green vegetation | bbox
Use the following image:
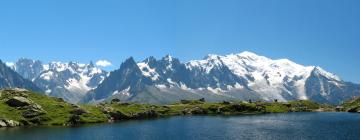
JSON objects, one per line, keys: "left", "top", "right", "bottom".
{"left": 342, "top": 97, "right": 360, "bottom": 113}
{"left": 0, "top": 89, "right": 331, "bottom": 128}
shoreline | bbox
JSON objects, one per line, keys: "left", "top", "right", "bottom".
{"left": 0, "top": 89, "right": 342, "bottom": 128}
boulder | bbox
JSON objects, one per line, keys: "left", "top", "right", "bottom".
{"left": 71, "top": 108, "right": 88, "bottom": 115}
{"left": 0, "top": 119, "right": 20, "bottom": 127}
{"left": 111, "top": 98, "right": 121, "bottom": 103}
{"left": 191, "top": 107, "right": 207, "bottom": 115}
{"left": 222, "top": 101, "right": 231, "bottom": 105}
{"left": 109, "top": 111, "right": 131, "bottom": 120}
{"left": 182, "top": 108, "right": 192, "bottom": 115}
{"left": 6, "top": 120, "right": 20, "bottom": 127}
{"left": 55, "top": 98, "right": 65, "bottom": 102}
{"left": 101, "top": 107, "right": 113, "bottom": 114}
{"left": 135, "top": 110, "right": 158, "bottom": 119}
{"left": 70, "top": 104, "right": 80, "bottom": 108}
{"left": 22, "top": 104, "right": 46, "bottom": 118}
{"left": 29, "top": 116, "right": 50, "bottom": 124}
{"left": 180, "top": 100, "right": 192, "bottom": 104}
{"left": 6, "top": 96, "right": 33, "bottom": 107}
{"left": 0, "top": 120, "right": 7, "bottom": 127}
{"left": 68, "top": 115, "right": 81, "bottom": 125}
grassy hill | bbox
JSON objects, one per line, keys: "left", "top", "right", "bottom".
{"left": 0, "top": 89, "right": 328, "bottom": 127}
{"left": 342, "top": 97, "right": 360, "bottom": 113}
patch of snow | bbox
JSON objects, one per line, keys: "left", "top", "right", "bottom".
{"left": 112, "top": 87, "right": 131, "bottom": 96}
{"left": 45, "top": 89, "right": 52, "bottom": 95}
{"left": 65, "top": 74, "right": 92, "bottom": 94}
{"left": 179, "top": 82, "right": 191, "bottom": 90}
{"left": 155, "top": 84, "right": 167, "bottom": 89}
{"left": 137, "top": 62, "right": 159, "bottom": 81}
{"left": 314, "top": 67, "right": 341, "bottom": 81}
{"left": 5, "top": 62, "right": 14, "bottom": 67}
{"left": 40, "top": 71, "right": 54, "bottom": 81}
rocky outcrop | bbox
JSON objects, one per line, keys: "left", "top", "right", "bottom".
{"left": 71, "top": 108, "right": 88, "bottom": 115}
{"left": 22, "top": 104, "right": 46, "bottom": 118}
{"left": 6, "top": 96, "right": 33, "bottom": 107}
{"left": 67, "top": 104, "right": 90, "bottom": 125}
{"left": 133, "top": 110, "right": 158, "bottom": 119}
{"left": 0, "top": 119, "right": 20, "bottom": 127}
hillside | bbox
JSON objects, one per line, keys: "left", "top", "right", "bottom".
{"left": 0, "top": 88, "right": 325, "bottom": 127}
{"left": 342, "top": 97, "right": 360, "bottom": 113}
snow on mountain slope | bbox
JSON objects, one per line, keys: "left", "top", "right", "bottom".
{"left": 12, "top": 59, "right": 108, "bottom": 103}
{"left": 185, "top": 51, "right": 340, "bottom": 101}
{"left": 83, "top": 51, "right": 358, "bottom": 105}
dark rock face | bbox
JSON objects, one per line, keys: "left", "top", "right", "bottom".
{"left": 0, "top": 60, "right": 42, "bottom": 92}
{"left": 134, "top": 110, "right": 158, "bottom": 119}
{"left": 71, "top": 108, "right": 88, "bottom": 115}
{"left": 305, "top": 68, "right": 360, "bottom": 104}
{"left": 84, "top": 54, "right": 360, "bottom": 105}
{"left": 13, "top": 58, "right": 44, "bottom": 80}
{"left": 83, "top": 57, "right": 149, "bottom": 102}
{"left": 6, "top": 96, "right": 33, "bottom": 107}
{"left": 82, "top": 56, "right": 249, "bottom": 103}
{"left": 109, "top": 111, "right": 131, "bottom": 120}
{"left": 68, "top": 115, "right": 82, "bottom": 125}
{"left": 11, "top": 59, "right": 108, "bottom": 103}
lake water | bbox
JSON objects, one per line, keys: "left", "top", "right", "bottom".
{"left": 1, "top": 112, "right": 360, "bottom": 140}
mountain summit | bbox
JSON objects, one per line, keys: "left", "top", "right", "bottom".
{"left": 82, "top": 51, "right": 360, "bottom": 104}
{"left": 10, "top": 59, "right": 108, "bottom": 103}
{"left": 0, "top": 60, "right": 42, "bottom": 92}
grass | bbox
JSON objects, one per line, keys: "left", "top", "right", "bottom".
{"left": 342, "top": 97, "right": 360, "bottom": 112}
{"left": 0, "top": 89, "right": 329, "bottom": 127}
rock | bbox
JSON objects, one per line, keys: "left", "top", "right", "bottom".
{"left": 29, "top": 116, "right": 50, "bottom": 124}
{"left": 111, "top": 98, "right": 121, "bottom": 103}
{"left": 180, "top": 100, "right": 192, "bottom": 104}
{"left": 13, "top": 88, "right": 29, "bottom": 92}
{"left": 0, "top": 119, "right": 20, "bottom": 127}
{"left": 56, "top": 104, "right": 65, "bottom": 108}
{"left": 231, "top": 104, "right": 250, "bottom": 111}
{"left": 109, "top": 111, "right": 131, "bottom": 120}
{"left": 348, "top": 107, "right": 359, "bottom": 113}
{"left": 55, "top": 98, "right": 65, "bottom": 102}
{"left": 0, "top": 120, "right": 7, "bottom": 127}
{"left": 71, "top": 108, "right": 88, "bottom": 115}
{"left": 216, "top": 107, "right": 224, "bottom": 114}
{"left": 68, "top": 115, "right": 81, "bottom": 125}
{"left": 6, "top": 120, "right": 20, "bottom": 127}
{"left": 22, "top": 104, "right": 46, "bottom": 118}
{"left": 30, "top": 104, "right": 45, "bottom": 111}
{"left": 6, "top": 96, "right": 33, "bottom": 107}
{"left": 191, "top": 107, "right": 207, "bottom": 115}
{"left": 101, "top": 107, "right": 113, "bottom": 114}
{"left": 135, "top": 110, "right": 158, "bottom": 119}
{"left": 70, "top": 104, "right": 80, "bottom": 108}
{"left": 182, "top": 108, "right": 192, "bottom": 115}
{"left": 222, "top": 101, "right": 231, "bottom": 105}
{"left": 22, "top": 109, "right": 46, "bottom": 118}
{"left": 199, "top": 98, "right": 206, "bottom": 102}
{"left": 120, "top": 103, "right": 130, "bottom": 106}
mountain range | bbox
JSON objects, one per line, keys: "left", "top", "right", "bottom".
{"left": 9, "top": 59, "right": 108, "bottom": 103}
{"left": 2, "top": 51, "right": 360, "bottom": 104}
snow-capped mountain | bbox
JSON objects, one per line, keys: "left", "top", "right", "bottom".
{"left": 83, "top": 51, "right": 360, "bottom": 104}
{"left": 11, "top": 59, "right": 108, "bottom": 103}
{"left": 0, "top": 60, "right": 42, "bottom": 92}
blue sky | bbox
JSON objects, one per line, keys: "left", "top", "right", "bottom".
{"left": 0, "top": 0, "right": 359, "bottom": 83}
